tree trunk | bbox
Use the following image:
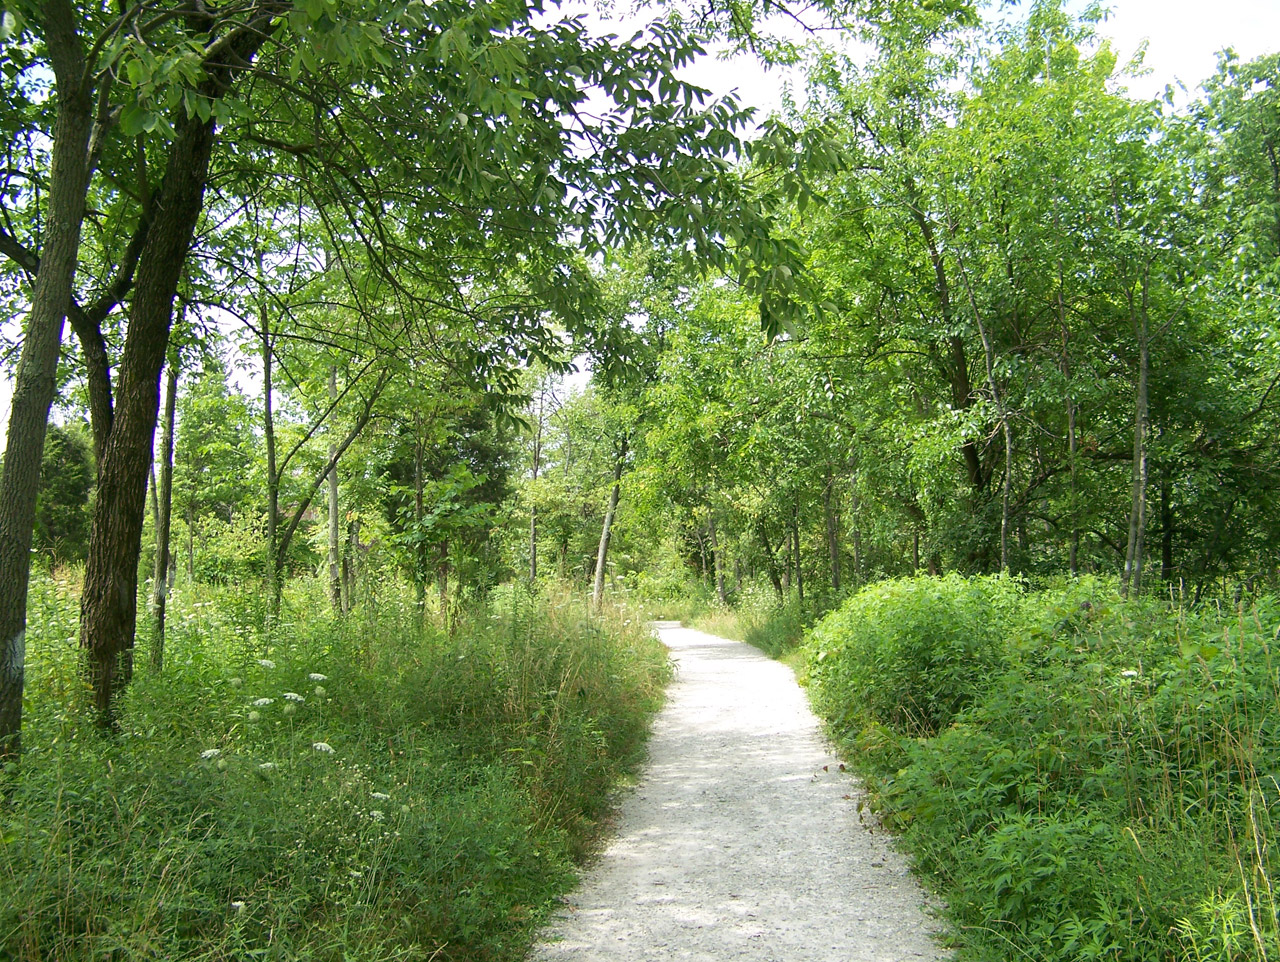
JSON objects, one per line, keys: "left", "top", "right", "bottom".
{"left": 0, "top": 0, "right": 94, "bottom": 756}
{"left": 1122, "top": 277, "right": 1151, "bottom": 597}
{"left": 709, "top": 507, "right": 727, "bottom": 606}
{"left": 1160, "top": 465, "right": 1173, "bottom": 584}
{"left": 414, "top": 425, "right": 425, "bottom": 609}
{"left": 80, "top": 111, "right": 217, "bottom": 725}
{"left": 757, "top": 519, "right": 784, "bottom": 604}
{"left": 261, "top": 282, "right": 283, "bottom": 619}
{"left": 327, "top": 367, "right": 341, "bottom": 613}
{"left": 529, "top": 391, "right": 543, "bottom": 583}
{"left": 913, "top": 531, "right": 921, "bottom": 572}
{"left": 824, "top": 479, "right": 841, "bottom": 593}
{"left": 791, "top": 502, "right": 803, "bottom": 603}
{"left": 591, "top": 441, "right": 627, "bottom": 612}
{"left": 151, "top": 360, "right": 178, "bottom": 671}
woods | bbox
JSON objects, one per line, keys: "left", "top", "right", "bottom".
{"left": 2, "top": 0, "right": 1280, "bottom": 957}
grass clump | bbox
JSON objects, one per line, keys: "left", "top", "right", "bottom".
{"left": 804, "top": 573, "right": 1280, "bottom": 961}
{"left": 1, "top": 572, "right": 669, "bottom": 962}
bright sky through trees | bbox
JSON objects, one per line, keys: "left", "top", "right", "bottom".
{"left": 0, "top": 0, "right": 1278, "bottom": 431}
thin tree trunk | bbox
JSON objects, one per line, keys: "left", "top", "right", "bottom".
{"left": 1059, "top": 279, "right": 1080, "bottom": 576}
{"left": 757, "top": 519, "right": 784, "bottom": 604}
{"left": 0, "top": 0, "right": 94, "bottom": 756}
{"left": 327, "top": 367, "right": 341, "bottom": 613}
{"left": 414, "top": 423, "right": 425, "bottom": 609}
{"left": 261, "top": 282, "right": 282, "bottom": 619}
{"left": 913, "top": 532, "right": 921, "bottom": 572}
{"left": 850, "top": 474, "right": 863, "bottom": 585}
{"left": 709, "top": 507, "right": 727, "bottom": 606}
{"left": 1160, "top": 464, "right": 1173, "bottom": 583}
{"left": 1123, "top": 276, "right": 1151, "bottom": 597}
{"left": 529, "top": 391, "right": 543, "bottom": 583}
{"left": 151, "top": 360, "right": 178, "bottom": 671}
{"left": 591, "top": 441, "right": 627, "bottom": 612}
{"left": 791, "top": 502, "right": 803, "bottom": 603}
{"left": 824, "top": 478, "right": 841, "bottom": 593}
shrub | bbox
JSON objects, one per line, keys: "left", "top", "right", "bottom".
{"left": 805, "top": 574, "right": 1023, "bottom": 737}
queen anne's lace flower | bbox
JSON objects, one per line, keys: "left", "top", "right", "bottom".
{"left": 308, "top": 673, "right": 328, "bottom": 682}
{"left": 371, "top": 792, "right": 391, "bottom": 801}
{"left": 258, "top": 762, "right": 277, "bottom": 771}
{"left": 258, "top": 659, "right": 276, "bottom": 669}
{"left": 283, "top": 692, "right": 305, "bottom": 703}
{"left": 253, "top": 697, "right": 274, "bottom": 707}
{"left": 312, "top": 742, "right": 335, "bottom": 754}
{"left": 200, "top": 748, "right": 221, "bottom": 760}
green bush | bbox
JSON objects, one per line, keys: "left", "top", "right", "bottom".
{"left": 805, "top": 574, "right": 1023, "bottom": 736}
{"left": 3, "top": 573, "right": 670, "bottom": 962}
{"left": 805, "top": 575, "right": 1280, "bottom": 962}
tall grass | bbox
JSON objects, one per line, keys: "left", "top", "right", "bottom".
{"left": 804, "top": 575, "right": 1280, "bottom": 962}
{"left": 2, "top": 569, "right": 669, "bottom": 961}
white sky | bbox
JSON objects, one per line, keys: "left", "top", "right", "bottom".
{"left": 2, "top": 0, "right": 1279, "bottom": 433}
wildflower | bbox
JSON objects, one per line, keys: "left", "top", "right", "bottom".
{"left": 258, "top": 762, "right": 277, "bottom": 771}
{"left": 252, "top": 697, "right": 274, "bottom": 707}
{"left": 200, "top": 748, "right": 222, "bottom": 760}
{"left": 258, "top": 659, "right": 276, "bottom": 669}
{"left": 369, "top": 810, "right": 385, "bottom": 821}
{"left": 229, "top": 677, "right": 243, "bottom": 688}
{"left": 314, "top": 685, "right": 327, "bottom": 698}
{"left": 1121, "top": 670, "right": 1139, "bottom": 678}
{"left": 248, "top": 711, "right": 261, "bottom": 723}
{"left": 283, "top": 703, "right": 297, "bottom": 717}
{"left": 231, "top": 901, "right": 245, "bottom": 912}
{"left": 371, "top": 792, "right": 391, "bottom": 801}
{"left": 400, "top": 804, "right": 411, "bottom": 814}
{"left": 308, "top": 673, "right": 328, "bottom": 682}
{"left": 313, "top": 742, "right": 335, "bottom": 754}
{"left": 282, "top": 692, "right": 305, "bottom": 703}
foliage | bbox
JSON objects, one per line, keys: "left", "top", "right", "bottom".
{"left": 2, "top": 570, "right": 669, "bottom": 962}
{"left": 806, "top": 574, "right": 1023, "bottom": 736}
{"left": 32, "top": 422, "right": 95, "bottom": 564}
{"left": 805, "top": 575, "right": 1280, "bottom": 961}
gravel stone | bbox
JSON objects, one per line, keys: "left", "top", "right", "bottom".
{"left": 530, "top": 623, "right": 950, "bottom": 961}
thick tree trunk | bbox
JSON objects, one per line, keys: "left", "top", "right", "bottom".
{"left": 151, "top": 360, "right": 178, "bottom": 671}
{"left": 0, "top": 0, "right": 93, "bottom": 756}
{"left": 591, "top": 444, "right": 626, "bottom": 612}
{"left": 80, "top": 111, "right": 217, "bottom": 724}
{"left": 327, "top": 367, "right": 341, "bottom": 613}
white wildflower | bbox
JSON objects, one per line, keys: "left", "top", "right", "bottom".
{"left": 282, "top": 692, "right": 305, "bottom": 703}
{"left": 258, "top": 659, "right": 276, "bottom": 669}
{"left": 1121, "top": 670, "right": 1138, "bottom": 678}
{"left": 369, "top": 810, "right": 385, "bottom": 821}
{"left": 230, "top": 901, "right": 245, "bottom": 912}
{"left": 312, "top": 742, "right": 335, "bottom": 754}
{"left": 308, "top": 673, "right": 328, "bottom": 682}
{"left": 252, "top": 697, "right": 274, "bottom": 707}
{"left": 258, "top": 762, "right": 277, "bottom": 771}
{"left": 371, "top": 792, "right": 391, "bottom": 801}
{"left": 200, "top": 748, "right": 222, "bottom": 760}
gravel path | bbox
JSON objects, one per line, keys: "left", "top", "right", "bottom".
{"left": 530, "top": 622, "right": 949, "bottom": 962}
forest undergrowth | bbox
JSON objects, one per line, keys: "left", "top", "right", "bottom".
{"left": 800, "top": 575, "right": 1280, "bottom": 962}
{"left": 1, "top": 571, "right": 669, "bottom": 962}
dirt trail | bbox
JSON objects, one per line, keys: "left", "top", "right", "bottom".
{"left": 530, "top": 623, "right": 949, "bottom": 962}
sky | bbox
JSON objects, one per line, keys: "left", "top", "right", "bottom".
{"left": 2, "top": 0, "right": 1280, "bottom": 434}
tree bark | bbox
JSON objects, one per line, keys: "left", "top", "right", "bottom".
{"left": 151, "top": 359, "right": 178, "bottom": 670}
{"left": 80, "top": 110, "right": 217, "bottom": 724}
{"left": 1160, "top": 464, "right": 1173, "bottom": 584}
{"left": 756, "top": 519, "right": 784, "bottom": 603}
{"left": 262, "top": 309, "right": 281, "bottom": 618}
{"left": 327, "top": 367, "right": 341, "bottom": 613}
{"left": 1122, "top": 276, "right": 1151, "bottom": 597}
{"left": 0, "top": 0, "right": 94, "bottom": 756}
{"left": 791, "top": 501, "right": 803, "bottom": 603}
{"left": 824, "top": 478, "right": 841, "bottom": 593}
{"left": 708, "top": 507, "right": 727, "bottom": 605}
{"left": 591, "top": 439, "right": 627, "bottom": 612}
{"left": 529, "top": 389, "right": 544, "bottom": 583}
